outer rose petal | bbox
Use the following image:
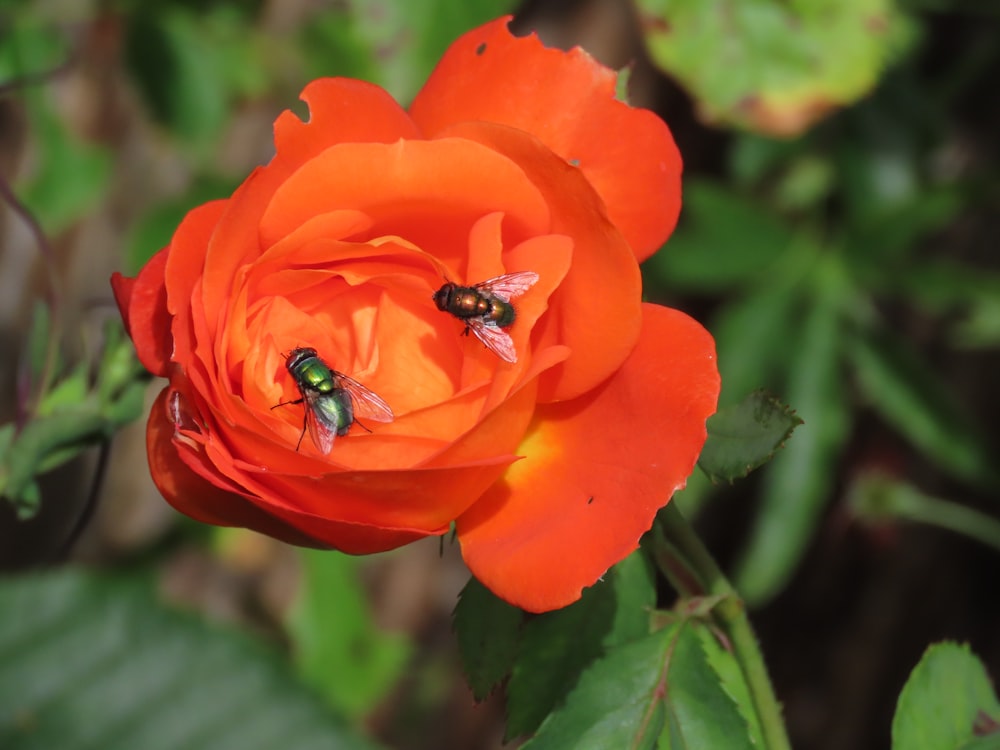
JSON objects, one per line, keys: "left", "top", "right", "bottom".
{"left": 410, "top": 17, "right": 682, "bottom": 260}
{"left": 456, "top": 303, "right": 720, "bottom": 613}
{"left": 149, "top": 388, "right": 429, "bottom": 553}
{"left": 111, "top": 248, "right": 171, "bottom": 377}
{"left": 147, "top": 387, "right": 318, "bottom": 547}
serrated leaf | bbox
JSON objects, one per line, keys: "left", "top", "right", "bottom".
{"left": 735, "top": 262, "right": 851, "bottom": 605}
{"left": 287, "top": 550, "right": 411, "bottom": 721}
{"left": 453, "top": 575, "right": 525, "bottom": 701}
{"left": 0, "top": 568, "right": 383, "bottom": 750}
{"left": 699, "top": 389, "right": 802, "bottom": 483}
{"left": 524, "top": 624, "right": 755, "bottom": 750}
{"left": 505, "top": 571, "right": 620, "bottom": 740}
{"left": 636, "top": 0, "right": 915, "bottom": 136}
{"left": 694, "top": 625, "right": 765, "bottom": 748}
{"left": 645, "top": 180, "right": 794, "bottom": 293}
{"left": 892, "top": 642, "right": 1000, "bottom": 750}
{"left": 848, "top": 331, "right": 998, "bottom": 489}
{"left": 605, "top": 550, "right": 657, "bottom": 647}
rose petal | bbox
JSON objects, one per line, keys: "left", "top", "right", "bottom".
{"left": 259, "top": 138, "right": 552, "bottom": 265}
{"left": 111, "top": 248, "right": 171, "bottom": 377}
{"left": 273, "top": 77, "right": 421, "bottom": 164}
{"left": 456, "top": 303, "right": 720, "bottom": 612}
{"left": 147, "top": 387, "right": 320, "bottom": 546}
{"left": 410, "top": 17, "right": 682, "bottom": 260}
{"left": 442, "top": 121, "right": 642, "bottom": 403}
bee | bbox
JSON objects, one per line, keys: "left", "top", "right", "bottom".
{"left": 432, "top": 271, "right": 539, "bottom": 363}
{"left": 272, "top": 347, "right": 393, "bottom": 455}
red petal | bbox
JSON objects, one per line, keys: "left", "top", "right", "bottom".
{"left": 456, "top": 304, "right": 719, "bottom": 612}
{"left": 410, "top": 17, "right": 682, "bottom": 260}
{"left": 111, "top": 248, "right": 171, "bottom": 376}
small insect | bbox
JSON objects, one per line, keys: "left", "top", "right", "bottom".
{"left": 272, "top": 347, "right": 393, "bottom": 455}
{"left": 432, "top": 271, "right": 539, "bottom": 363}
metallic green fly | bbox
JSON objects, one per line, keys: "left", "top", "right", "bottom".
{"left": 272, "top": 347, "right": 393, "bottom": 454}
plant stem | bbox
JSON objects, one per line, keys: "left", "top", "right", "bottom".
{"left": 654, "top": 501, "right": 792, "bottom": 750}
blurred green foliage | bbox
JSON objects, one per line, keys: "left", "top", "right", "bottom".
{"left": 646, "top": 11, "right": 1000, "bottom": 603}
{"left": 1, "top": 0, "right": 998, "bottom": 746}
{"left": 0, "top": 569, "right": 384, "bottom": 750}
{"left": 635, "top": 0, "right": 917, "bottom": 135}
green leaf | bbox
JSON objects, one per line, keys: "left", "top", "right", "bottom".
{"left": 604, "top": 550, "right": 657, "bottom": 648}
{"left": 848, "top": 331, "right": 998, "bottom": 489}
{"left": 452, "top": 576, "right": 525, "bottom": 702}
{"left": 505, "top": 556, "right": 654, "bottom": 742}
{"left": 636, "top": 0, "right": 916, "bottom": 135}
{"left": 523, "top": 624, "right": 754, "bottom": 750}
{"left": 646, "top": 180, "right": 794, "bottom": 293}
{"left": 892, "top": 642, "right": 1000, "bottom": 750}
{"left": 695, "top": 626, "right": 766, "bottom": 749}
{"left": 1, "top": 412, "right": 106, "bottom": 513}
{"left": 0, "top": 568, "right": 383, "bottom": 750}
{"left": 36, "top": 363, "right": 89, "bottom": 415}
{"left": 734, "top": 261, "right": 851, "bottom": 605}
{"left": 287, "top": 549, "right": 412, "bottom": 721}
{"left": 699, "top": 390, "right": 803, "bottom": 483}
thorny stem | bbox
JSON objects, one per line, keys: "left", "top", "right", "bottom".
{"left": 653, "top": 501, "right": 792, "bottom": 750}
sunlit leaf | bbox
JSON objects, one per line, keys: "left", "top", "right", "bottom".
{"left": 892, "top": 642, "right": 1000, "bottom": 750}
{"left": 0, "top": 569, "right": 383, "bottom": 750}
{"left": 523, "top": 623, "right": 754, "bottom": 750}
{"left": 635, "top": 0, "right": 916, "bottom": 136}
{"left": 699, "top": 390, "right": 803, "bottom": 483}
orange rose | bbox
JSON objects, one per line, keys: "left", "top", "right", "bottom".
{"left": 111, "top": 17, "right": 719, "bottom": 613}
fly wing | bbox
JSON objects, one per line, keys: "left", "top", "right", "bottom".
{"left": 302, "top": 390, "right": 337, "bottom": 454}
{"left": 336, "top": 375, "right": 395, "bottom": 423}
{"left": 468, "top": 318, "right": 518, "bottom": 363}
{"left": 475, "top": 271, "right": 539, "bottom": 302}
